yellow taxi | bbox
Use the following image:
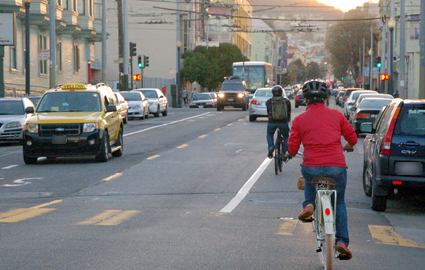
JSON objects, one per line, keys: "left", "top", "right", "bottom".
{"left": 23, "top": 83, "right": 124, "bottom": 164}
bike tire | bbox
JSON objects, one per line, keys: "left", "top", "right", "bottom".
{"left": 274, "top": 155, "right": 279, "bottom": 175}
{"left": 324, "top": 233, "right": 335, "bottom": 270}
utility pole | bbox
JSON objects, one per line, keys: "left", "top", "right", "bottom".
{"left": 369, "top": 22, "right": 373, "bottom": 90}
{"left": 399, "top": 0, "right": 406, "bottom": 98}
{"left": 102, "top": 0, "right": 107, "bottom": 84}
{"left": 117, "top": 0, "right": 123, "bottom": 90}
{"left": 362, "top": 38, "right": 365, "bottom": 89}
{"left": 381, "top": 0, "right": 387, "bottom": 93}
{"left": 49, "top": 0, "right": 57, "bottom": 88}
{"left": 419, "top": 0, "right": 425, "bottom": 99}
{"left": 123, "top": 0, "right": 129, "bottom": 91}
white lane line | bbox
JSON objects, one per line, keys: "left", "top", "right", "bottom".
{"left": 220, "top": 157, "right": 272, "bottom": 213}
{"left": 2, "top": 165, "right": 18, "bottom": 170}
{"left": 123, "top": 112, "right": 211, "bottom": 137}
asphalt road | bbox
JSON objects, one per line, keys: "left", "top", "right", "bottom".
{"left": 1, "top": 99, "right": 424, "bottom": 269}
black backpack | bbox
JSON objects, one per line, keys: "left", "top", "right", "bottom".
{"left": 271, "top": 96, "right": 288, "bottom": 121}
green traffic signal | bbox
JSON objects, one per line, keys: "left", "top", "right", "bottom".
{"left": 377, "top": 63, "right": 382, "bottom": 68}
{"left": 341, "top": 77, "right": 344, "bottom": 80}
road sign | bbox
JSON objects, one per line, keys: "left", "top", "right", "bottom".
{"left": 356, "top": 77, "right": 363, "bottom": 84}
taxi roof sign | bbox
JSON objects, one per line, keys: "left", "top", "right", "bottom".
{"left": 62, "top": 83, "right": 87, "bottom": 91}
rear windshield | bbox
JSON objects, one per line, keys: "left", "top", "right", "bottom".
{"left": 220, "top": 83, "right": 245, "bottom": 91}
{"left": 394, "top": 104, "right": 425, "bottom": 136}
{"left": 255, "top": 90, "right": 273, "bottom": 97}
{"left": 140, "top": 90, "right": 158, "bottom": 98}
{"left": 359, "top": 99, "right": 391, "bottom": 109}
{"left": 121, "top": 92, "right": 142, "bottom": 101}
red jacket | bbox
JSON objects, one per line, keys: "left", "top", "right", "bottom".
{"left": 287, "top": 103, "right": 357, "bottom": 167}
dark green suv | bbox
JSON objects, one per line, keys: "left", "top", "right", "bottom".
{"left": 217, "top": 76, "right": 249, "bottom": 111}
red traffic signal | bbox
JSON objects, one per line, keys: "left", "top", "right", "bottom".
{"left": 381, "top": 74, "right": 389, "bottom": 81}
{"left": 133, "top": 74, "right": 141, "bottom": 81}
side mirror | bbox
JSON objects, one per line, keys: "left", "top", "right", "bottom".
{"left": 360, "top": 122, "right": 373, "bottom": 133}
{"left": 350, "top": 107, "right": 356, "bottom": 111}
{"left": 25, "top": 107, "right": 34, "bottom": 114}
{"left": 106, "top": 104, "right": 117, "bottom": 112}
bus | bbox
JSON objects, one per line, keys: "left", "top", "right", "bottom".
{"left": 232, "top": 61, "right": 273, "bottom": 93}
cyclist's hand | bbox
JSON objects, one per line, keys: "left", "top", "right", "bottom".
{"left": 343, "top": 143, "right": 355, "bottom": 152}
{"left": 284, "top": 151, "right": 294, "bottom": 160}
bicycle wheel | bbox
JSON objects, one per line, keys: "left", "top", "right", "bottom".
{"left": 274, "top": 136, "right": 282, "bottom": 175}
{"left": 324, "top": 233, "right": 335, "bottom": 270}
{"left": 274, "top": 153, "right": 279, "bottom": 175}
{"left": 277, "top": 131, "right": 283, "bottom": 172}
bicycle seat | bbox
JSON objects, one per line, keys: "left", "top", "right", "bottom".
{"left": 311, "top": 177, "right": 336, "bottom": 188}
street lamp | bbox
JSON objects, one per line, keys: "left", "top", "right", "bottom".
{"left": 24, "top": 0, "right": 32, "bottom": 96}
{"left": 388, "top": 17, "right": 396, "bottom": 96}
{"left": 176, "top": 40, "right": 182, "bottom": 108}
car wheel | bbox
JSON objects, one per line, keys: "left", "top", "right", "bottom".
{"left": 112, "top": 127, "right": 124, "bottom": 157}
{"left": 371, "top": 194, "right": 387, "bottom": 212}
{"left": 217, "top": 105, "right": 222, "bottom": 111}
{"left": 242, "top": 103, "right": 247, "bottom": 111}
{"left": 249, "top": 115, "right": 257, "bottom": 122}
{"left": 95, "top": 132, "right": 110, "bottom": 162}
{"left": 295, "top": 104, "right": 299, "bottom": 108}
{"left": 23, "top": 153, "right": 38, "bottom": 165}
{"left": 162, "top": 106, "right": 168, "bottom": 116}
{"left": 154, "top": 106, "right": 160, "bottom": 117}
{"left": 362, "top": 162, "right": 372, "bottom": 197}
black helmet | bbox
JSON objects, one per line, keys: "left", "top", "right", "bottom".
{"left": 302, "top": 80, "right": 329, "bottom": 99}
{"left": 271, "top": 85, "right": 283, "bottom": 96}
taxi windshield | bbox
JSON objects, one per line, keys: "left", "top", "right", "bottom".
{"left": 37, "top": 92, "right": 101, "bottom": 112}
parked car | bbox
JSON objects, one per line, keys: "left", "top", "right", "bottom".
{"left": 360, "top": 99, "right": 425, "bottom": 212}
{"left": 343, "top": 90, "right": 376, "bottom": 119}
{"left": 341, "top": 88, "right": 363, "bottom": 108}
{"left": 189, "top": 93, "right": 216, "bottom": 108}
{"left": 27, "top": 95, "right": 43, "bottom": 108}
{"left": 114, "top": 92, "right": 129, "bottom": 124}
{"left": 0, "top": 97, "right": 34, "bottom": 143}
{"left": 348, "top": 93, "right": 393, "bottom": 123}
{"left": 132, "top": 88, "right": 168, "bottom": 117}
{"left": 249, "top": 87, "right": 287, "bottom": 122}
{"left": 294, "top": 90, "right": 306, "bottom": 108}
{"left": 121, "top": 91, "right": 149, "bottom": 120}
{"left": 350, "top": 97, "right": 393, "bottom": 136}
{"left": 336, "top": 89, "right": 346, "bottom": 106}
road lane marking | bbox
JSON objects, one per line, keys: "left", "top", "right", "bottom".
{"left": 277, "top": 219, "right": 299, "bottom": 235}
{"left": 368, "top": 225, "right": 425, "bottom": 248}
{"left": 177, "top": 144, "right": 188, "bottom": 149}
{"left": 220, "top": 157, "right": 272, "bottom": 213}
{"left": 0, "top": 200, "right": 61, "bottom": 223}
{"left": 76, "top": 210, "right": 140, "bottom": 226}
{"left": 2, "top": 177, "right": 43, "bottom": 187}
{"left": 2, "top": 165, "right": 18, "bottom": 170}
{"left": 146, "top": 155, "right": 160, "bottom": 160}
{"left": 214, "top": 128, "right": 221, "bottom": 131}
{"left": 103, "top": 173, "right": 123, "bottom": 182}
{"left": 124, "top": 112, "right": 211, "bottom": 137}
{"left": 198, "top": 135, "right": 207, "bottom": 138}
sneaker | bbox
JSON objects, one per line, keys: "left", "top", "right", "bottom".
{"left": 298, "top": 204, "right": 314, "bottom": 221}
{"left": 336, "top": 242, "right": 352, "bottom": 260}
{"left": 267, "top": 147, "right": 274, "bottom": 159}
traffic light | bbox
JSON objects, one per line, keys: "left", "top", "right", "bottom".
{"left": 341, "top": 77, "right": 344, "bottom": 80}
{"left": 144, "top": 56, "right": 149, "bottom": 67}
{"left": 129, "top": 42, "right": 137, "bottom": 57}
{"left": 133, "top": 74, "right": 141, "bottom": 81}
{"left": 138, "top": 55, "right": 143, "bottom": 68}
{"left": 374, "top": 56, "right": 382, "bottom": 68}
{"left": 381, "top": 74, "right": 389, "bottom": 81}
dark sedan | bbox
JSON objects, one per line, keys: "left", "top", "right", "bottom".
{"left": 294, "top": 90, "right": 306, "bottom": 108}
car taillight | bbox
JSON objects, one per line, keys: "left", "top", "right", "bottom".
{"left": 251, "top": 100, "right": 260, "bottom": 105}
{"left": 382, "top": 107, "right": 401, "bottom": 155}
{"left": 296, "top": 95, "right": 299, "bottom": 100}
{"left": 356, "top": 113, "right": 370, "bottom": 119}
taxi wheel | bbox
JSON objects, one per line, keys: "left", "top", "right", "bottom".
{"left": 112, "top": 127, "right": 123, "bottom": 157}
{"left": 95, "top": 132, "right": 110, "bottom": 162}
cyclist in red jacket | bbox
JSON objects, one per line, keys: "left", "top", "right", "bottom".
{"left": 286, "top": 79, "right": 357, "bottom": 260}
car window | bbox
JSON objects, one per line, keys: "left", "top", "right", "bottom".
{"left": 255, "top": 90, "right": 272, "bottom": 97}
{"left": 193, "top": 94, "right": 211, "bottom": 100}
{"left": 121, "top": 92, "right": 142, "bottom": 101}
{"left": 37, "top": 92, "right": 101, "bottom": 112}
{"left": 0, "top": 100, "right": 25, "bottom": 115}
{"left": 359, "top": 99, "right": 392, "bottom": 109}
{"left": 220, "top": 83, "right": 245, "bottom": 91}
{"left": 394, "top": 104, "right": 425, "bottom": 136}
{"left": 376, "top": 103, "right": 397, "bottom": 135}
{"left": 140, "top": 90, "right": 158, "bottom": 98}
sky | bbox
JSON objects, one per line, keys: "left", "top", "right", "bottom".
{"left": 316, "top": 0, "right": 379, "bottom": 12}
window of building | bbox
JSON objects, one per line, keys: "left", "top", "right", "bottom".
{"left": 74, "top": 45, "right": 80, "bottom": 72}
{"left": 78, "top": 0, "right": 85, "bottom": 15}
{"left": 38, "top": 35, "right": 48, "bottom": 75}
{"left": 73, "top": 0, "right": 77, "bottom": 12}
{"left": 57, "top": 42, "right": 62, "bottom": 71}
{"left": 94, "top": 0, "right": 101, "bottom": 19}
{"left": 58, "top": 0, "right": 63, "bottom": 7}
{"left": 88, "top": 0, "right": 93, "bottom": 17}
{"left": 10, "top": 46, "right": 17, "bottom": 70}
{"left": 63, "top": 0, "right": 68, "bottom": 10}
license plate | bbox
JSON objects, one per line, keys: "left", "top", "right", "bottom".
{"left": 395, "top": 162, "right": 423, "bottom": 176}
{"left": 52, "top": 135, "right": 67, "bottom": 145}
{"left": 228, "top": 99, "right": 234, "bottom": 101}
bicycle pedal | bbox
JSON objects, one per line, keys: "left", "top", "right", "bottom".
{"left": 337, "top": 254, "right": 351, "bottom": 260}
{"left": 301, "top": 216, "right": 314, "bottom": 223}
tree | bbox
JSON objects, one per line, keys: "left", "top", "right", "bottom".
{"left": 287, "top": 59, "right": 306, "bottom": 83}
{"left": 306, "top": 62, "right": 324, "bottom": 80}
{"left": 181, "top": 43, "right": 248, "bottom": 90}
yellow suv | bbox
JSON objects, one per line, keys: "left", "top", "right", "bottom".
{"left": 23, "top": 83, "right": 124, "bottom": 164}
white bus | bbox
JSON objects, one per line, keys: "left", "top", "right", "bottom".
{"left": 232, "top": 61, "right": 273, "bottom": 93}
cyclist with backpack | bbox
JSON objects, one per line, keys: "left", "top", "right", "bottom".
{"left": 285, "top": 79, "right": 357, "bottom": 260}
{"left": 266, "top": 85, "right": 291, "bottom": 158}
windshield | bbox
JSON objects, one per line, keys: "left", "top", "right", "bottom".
{"left": 233, "top": 65, "right": 265, "bottom": 91}
{"left": 220, "top": 83, "right": 245, "bottom": 91}
{"left": 37, "top": 92, "right": 101, "bottom": 112}
{"left": 140, "top": 90, "right": 158, "bottom": 99}
{"left": 0, "top": 100, "right": 24, "bottom": 115}
{"left": 193, "top": 94, "right": 211, "bottom": 100}
{"left": 360, "top": 99, "right": 391, "bottom": 109}
{"left": 121, "top": 92, "right": 142, "bottom": 101}
{"left": 254, "top": 90, "right": 273, "bottom": 97}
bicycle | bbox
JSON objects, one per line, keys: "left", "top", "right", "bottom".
{"left": 273, "top": 129, "right": 285, "bottom": 175}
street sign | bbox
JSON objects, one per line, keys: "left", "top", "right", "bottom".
{"left": 38, "top": 49, "right": 49, "bottom": 61}
{"left": 356, "top": 77, "right": 363, "bottom": 84}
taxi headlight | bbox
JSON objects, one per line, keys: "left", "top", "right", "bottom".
{"left": 237, "top": 93, "right": 245, "bottom": 98}
{"left": 5, "top": 121, "right": 22, "bottom": 128}
{"left": 83, "top": 123, "right": 98, "bottom": 133}
{"left": 26, "top": 124, "right": 38, "bottom": 133}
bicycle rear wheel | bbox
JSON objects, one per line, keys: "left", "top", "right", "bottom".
{"left": 324, "top": 233, "right": 335, "bottom": 270}
{"left": 274, "top": 136, "right": 282, "bottom": 175}
{"left": 277, "top": 131, "right": 283, "bottom": 172}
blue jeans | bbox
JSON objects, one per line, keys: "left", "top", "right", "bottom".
{"left": 301, "top": 166, "right": 349, "bottom": 246}
{"left": 266, "top": 123, "right": 289, "bottom": 152}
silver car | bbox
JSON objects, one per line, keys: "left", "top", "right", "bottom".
{"left": 248, "top": 88, "right": 287, "bottom": 122}
{"left": 189, "top": 93, "right": 216, "bottom": 108}
{"left": 0, "top": 97, "right": 34, "bottom": 142}
{"left": 132, "top": 88, "right": 168, "bottom": 117}
{"left": 121, "top": 91, "right": 150, "bottom": 120}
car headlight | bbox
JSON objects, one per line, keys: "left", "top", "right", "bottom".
{"left": 83, "top": 123, "right": 98, "bottom": 133}
{"left": 26, "top": 123, "right": 38, "bottom": 133}
{"left": 237, "top": 93, "right": 245, "bottom": 98}
{"left": 218, "top": 93, "right": 225, "bottom": 98}
{"left": 133, "top": 105, "right": 141, "bottom": 109}
{"left": 5, "top": 121, "right": 22, "bottom": 128}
